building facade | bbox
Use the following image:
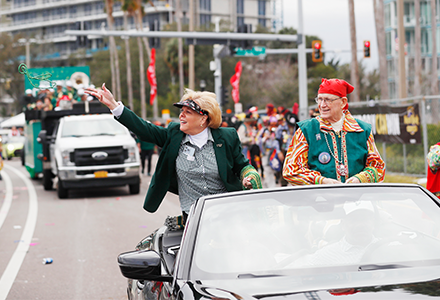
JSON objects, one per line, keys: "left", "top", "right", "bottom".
{"left": 0, "top": 0, "right": 279, "bottom": 62}
{"left": 384, "top": 0, "right": 440, "bottom": 98}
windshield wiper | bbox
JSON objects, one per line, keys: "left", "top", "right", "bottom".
{"left": 358, "top": 264, "right": 408, "bottom": 271}
{"left": 238, "top": 273, "right": 283, "bottom": 279}
{"left": 92, "top": 133, "right": 116, "bottom": 136}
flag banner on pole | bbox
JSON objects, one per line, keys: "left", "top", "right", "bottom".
{"left": 147, "top": 48, "right": 157, "bottom": 105}
{"left": 230, "top": 61, "right": 242, "bottom": 104}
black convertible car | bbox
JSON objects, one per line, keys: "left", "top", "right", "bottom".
{"left": 118, "top": 184, "right": 440, "bottom": 299}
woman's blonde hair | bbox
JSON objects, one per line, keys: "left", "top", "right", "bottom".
{"left": 180, "top": 89, "right": 222, "bottom": 129}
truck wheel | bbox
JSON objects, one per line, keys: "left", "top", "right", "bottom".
{"left": 21, "top": 149, "right": 25, "bottom": 166}
{"left": 43, "top": 170, "right": 53, "bottom": 190}
{"left": 129, "top": 183, "right": 140, "bottom": 195}
{"left": 57, "top": 180, "right": 68, "bottom": 199}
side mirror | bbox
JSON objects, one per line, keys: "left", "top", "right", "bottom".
{"left": 37, "top": 130, "right": 47, "bottom": 144}
{"left": 118, "top": 250, "right": 173, "bottom": 282}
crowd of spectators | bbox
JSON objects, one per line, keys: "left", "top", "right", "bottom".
{"left": 228, "top": 103, "right": 301, "bottom": 186}
{"left": 21, "top": 80, "right": 97, "bottom": 111}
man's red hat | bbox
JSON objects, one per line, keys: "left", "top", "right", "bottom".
{"left": 318, "top": 78, "right": 354, "bottom": 98}
{"left": 318, "top": 78, "right": 354, "bottom": 110}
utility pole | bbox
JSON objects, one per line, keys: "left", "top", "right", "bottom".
{"left": 348, "top": 0, "right": 360, "bottom": 102}
{"left": 213, "top": 45, "right": 223, "bottom": 110}
{"left": 397, "top": 0, "right": 407, "bottom": 98}
{"left": 297, "top": 0, "right": 308, "bottom": 121}
{"left": 176, "top": 0, "right": 184, "bottom": 96}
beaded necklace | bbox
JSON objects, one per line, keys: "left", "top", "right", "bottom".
{"left": 323, "top": 131, "right": 348, "bottom": 176}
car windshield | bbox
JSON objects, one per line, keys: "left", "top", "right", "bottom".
{"left": 192, "top": 186, "right": 440, "bottom": 279}
{"left": 61, "top": 118, "right": 128, "bottom": 137}
{"left": 3, "top": 135, "right": 25, "bottom": 144}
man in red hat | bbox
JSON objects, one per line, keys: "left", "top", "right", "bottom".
{"left": 283, "top": 78, "right": 385, "bottom": 185}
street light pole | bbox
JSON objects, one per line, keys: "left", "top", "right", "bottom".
{"left": 297, "top": 0, "right": 308, "bottom": 121}
{"left": 18, "top": 38, "right": 36, "bottom": 68}
{"left": 25, "top": 41, "right": 30, "bottom": 68}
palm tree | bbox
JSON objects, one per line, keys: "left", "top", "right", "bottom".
{"left": 123, "top": 13, "right": 134, "bottom": 109}
{"left": 348, "top": 0, "right": 360, "bottom": 102}
{"left": 431, "top": 0, "right": 439, "bottom": 123}
{"left": 121, "top": 0, "right": 137, "bottom": 110}
{"left": 104, "top": 0, "right": 122, "bottom": 102}
{"left": 431, "top": 0, "right": 438, "bottom": 95}
{"left": 373, "top": 0, "right": 389, "bottom": 99}
{"left": 176, "top": 0, "right": 185, "bottom": 96}
{"left": 133, "top": 0, "right": 157, "bottom": 119}
{"left": 134, "top": 3, "right": 147, "bottom": 119}
{"left": 414, "top": 0, "right": 422, "bottom": 96}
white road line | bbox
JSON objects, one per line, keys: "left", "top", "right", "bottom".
{"left": 0, "top": 164, "right": 38, "bottom": 300}
{"left": 0, "top": 171, "right": 13, "bottom": 230}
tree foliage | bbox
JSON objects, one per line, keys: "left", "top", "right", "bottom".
{"left": 0, "top": 33, "right": 26, "bottom": 114}
{"left": 1, "top": 24, "right": 383, "bottom": 120}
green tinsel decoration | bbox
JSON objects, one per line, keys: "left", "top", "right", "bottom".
{"left": 18, "top": 63, "right": 56, "bottom": 89}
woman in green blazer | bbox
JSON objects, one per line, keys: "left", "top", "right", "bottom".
{"left": 86, "top": 84, "right": 261, "bottom": 218}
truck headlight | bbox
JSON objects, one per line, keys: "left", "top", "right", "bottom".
{"left": 61, "top": 150, "right": 73, "bottom": 166}
{"left": 125, "top": 146, "right": 138, "bottom": 163}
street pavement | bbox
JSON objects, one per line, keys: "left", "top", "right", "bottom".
{"left": 0, "top": 154, "right": 279, "bottom": 300}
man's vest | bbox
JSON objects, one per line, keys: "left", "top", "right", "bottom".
{"left": 298, "top": 118, "right": 371, "bottom": 182}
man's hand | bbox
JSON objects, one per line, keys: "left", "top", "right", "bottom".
{"left": 346, "top": 176, "right": 361, "bottom": 184}
{"left": 322, "top": 178, "right": 342, "bottom": 184}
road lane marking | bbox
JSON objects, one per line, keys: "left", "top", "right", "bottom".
{"left": 0, "top": 164, "right": 38, "bottom": 300}
{"left": 0, "top": 171, "right": 13, "bottom": 230}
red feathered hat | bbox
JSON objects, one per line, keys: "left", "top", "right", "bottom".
{"left": 318, "top": 78, "right": 354, "bottom": 110}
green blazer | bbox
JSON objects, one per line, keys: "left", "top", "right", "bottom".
{"left": 117, "top": 107, "right": 250, "bottom": 212}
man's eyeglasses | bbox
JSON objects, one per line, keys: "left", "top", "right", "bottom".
{"left": 315, "top": 97, "right": 342, "bottom": 104}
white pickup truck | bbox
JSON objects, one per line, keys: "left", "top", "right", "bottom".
{"left": 46, "top": 113, "right": 140, "bottom": 198}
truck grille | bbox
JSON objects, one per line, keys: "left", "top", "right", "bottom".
{"left": 70, "top": 147, "right": 128, "bottom": 166}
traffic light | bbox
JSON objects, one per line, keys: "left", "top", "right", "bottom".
{"left": 363, "top": 40, "right": 371, "bottom": 58}
{"left": 312, "top": 40, "right": 323, "bottom": 62}
{"left": 149, "top": 20, "right": 160, "bottom": 48}
{"left": 238, "top": 24, "right": 253, "bottom": 49}
{"left": 221, "top": 86, "right": 229, "bottom": 107}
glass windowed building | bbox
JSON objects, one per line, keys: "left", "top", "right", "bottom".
{"left": 0, "top": 0, "right": 279, "bottom": 62}
{"left": 384, "top": 0, "right": 440, "bottom": 98}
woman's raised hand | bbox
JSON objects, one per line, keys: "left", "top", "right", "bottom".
{"left": 85, "top": 83, "right": 119, "bottom": 110}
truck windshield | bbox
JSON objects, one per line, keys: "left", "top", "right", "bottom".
{"left": 61, "top": 118, "right": 128, "bottom": 137}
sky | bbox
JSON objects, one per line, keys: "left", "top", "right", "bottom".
{"left": 282, "top": 0, "right": 379, "bottom": 72}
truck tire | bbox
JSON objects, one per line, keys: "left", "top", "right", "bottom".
{"left": 21, "top": 149, "right": 25, "bottom": 166}
{"left": 57, "top": 180, "right": 68, "bottom": 199}
{"left": 129, "top": 183, "right": 140, "bottom": 195}
{"left": 43, "top": 170, "right": 53, "bottom": 190}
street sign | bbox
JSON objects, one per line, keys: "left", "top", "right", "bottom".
{"left": 233, "top": 46, "right": 266, "bottom": 57}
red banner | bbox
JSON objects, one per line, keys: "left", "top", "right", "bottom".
{"left": 230, "top": 61, "right": 242, "bottom": 104}
{"left": 147, "top": 48, "right": 157, "bottom": 105}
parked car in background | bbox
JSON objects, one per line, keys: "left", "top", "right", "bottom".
{"left": 1, "top": 134, "right": 25, "bottom": 160}
{"left": 118, "top": 184, "right": 440, "bottom": 299}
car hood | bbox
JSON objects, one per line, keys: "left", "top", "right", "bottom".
{"left": 5, "top": 142, "right": 24, "bottom": 148}
{"left": 56, "top": 135, "right": 135, "bottom": 149}
{"left": 184, "top": 266, "right": 440, "bottom": 299}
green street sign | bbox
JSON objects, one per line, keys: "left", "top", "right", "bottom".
{"left": 233, "top": 46, "right": 266, "bottom": 57}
